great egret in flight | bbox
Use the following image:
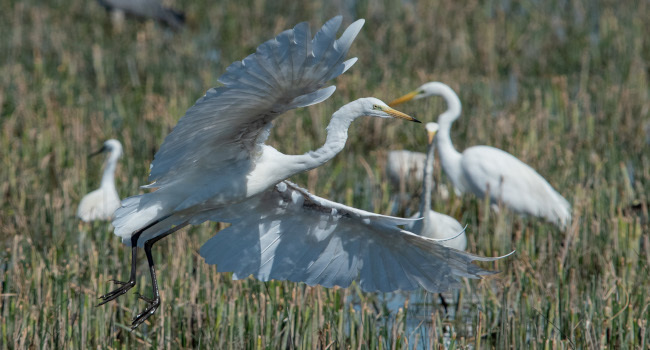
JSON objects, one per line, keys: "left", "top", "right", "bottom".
{"left": 98, "top": 18, "right": 509, "bottom": 329}
{"left": 77, "top": 139, "right": 122, "bottom": 222}
{"left": 406, "top": 123, "right": 466, "bottom": 251}
{"left": 390, "top": 82, "right": 571, "bottom": 228}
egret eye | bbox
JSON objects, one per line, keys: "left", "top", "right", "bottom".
{"left": 372, "top": 104, "right": 381, "bottom": 110}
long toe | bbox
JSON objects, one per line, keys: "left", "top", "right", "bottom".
{"left": 131, "top": 299, "right": 160, "bottom": 330}
{"left": 96, "top": 280, "right": 136, "bottom": 306}
{"left": 136, "top": 292, "right": 155, "bottom": 304}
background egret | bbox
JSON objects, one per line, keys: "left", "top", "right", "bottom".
{"left": 98, "top": 18, "right": 505, "bottom": 330}
{"left": 390, "top": 82, "right": 571, "bottom": 228}
{"left": 385, "top": 148, "right": 450, "bottom": 213}
{"left": 386, "top": 150, "right": 426, "bottom": 191}
{"left": 406, "top": 122, "right": 466, "bottom": 251}
{"left": 96, "top": 0, "right": 184, "bottom": 30}
{"left": 77, "top": 139, "right": 122, "bottom": 222}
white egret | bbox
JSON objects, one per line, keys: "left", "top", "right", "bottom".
{"left": 390, "top": 82, "right": 571, "bottom": 228}
{"left": 386, "top": 150, "right": 426, "bottom": 189}
{"left": 385, "top": 149, "right": 450, "bottom": 210}
{"left": 77, "top": 139, "right": 122, "bottom": 222}
{"left": 406, "top": 123, "right": 467, "bottom": 251}
{"left": 98, "top": 18, "right": 509, "bottom": 329}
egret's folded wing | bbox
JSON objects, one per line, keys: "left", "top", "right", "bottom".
{"left": 461, "top": 146, "right": 571, "bottom": 227}
{"left": 148, "top": 17, "right": 364, "bottom": 186}
{"left": 200, "top": 181, "right": 509, "bottom": 293}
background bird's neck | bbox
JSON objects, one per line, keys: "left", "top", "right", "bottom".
{"left": 418, "top": 142, "right": 435, "bottom": 227}
{"left": 436, "top": 90, "right": 464, "bottom": 191}
{"left": 101, "top": 153, "right": 119, "bottom": 189}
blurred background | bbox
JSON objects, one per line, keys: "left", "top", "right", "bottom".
{"left": 0, "top": 0, "right": 648, "bottom": 348}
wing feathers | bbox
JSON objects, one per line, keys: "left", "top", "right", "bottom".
{"left": 289, "top": 86, "right": 336, "bottom": 108}
{"left": 147, "top": 16, "right": 363, "bottom": 184}
{"left": 199, "top": 181, "right": 510, "bottom": 293}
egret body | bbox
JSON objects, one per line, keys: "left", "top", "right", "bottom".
{"left": 77, "top": 139, "right": 122, "bottom": 222}
{"left": 391, "top": 82, "right": 571, "bottom": 228}
{"left": 406, "top": 123, "right": 467, "bottom": 251}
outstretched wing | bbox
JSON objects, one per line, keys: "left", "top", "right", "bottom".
{"left": 200, "top": 181, "right": 510, "bottom": 293}
{"left": 148, "top": 17, "right": 364, "bottom": 187}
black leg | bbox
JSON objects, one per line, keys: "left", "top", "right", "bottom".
{"left": 131, "top": 222, "right": 189, "bottom": 330}
{"left": 97, "top": 215, "right": 172, "bottom": 306}
{"left": 96, "top": 241, "right": 138, "bottom": 306}
{"left": 438, "top": 293, "right": 449, "bottom": 314}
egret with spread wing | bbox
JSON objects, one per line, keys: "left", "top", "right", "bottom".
{"left": 406, "top": 123, "right": 467, "bottom": 251}
{"left": 77, "top": 139, "right": 122, "bottom": 222}
{"left": 99, "top": 19, "right": 509, "bottom": 330}
{"left": 391, "top": 82, "right": 571, "bottom": 228}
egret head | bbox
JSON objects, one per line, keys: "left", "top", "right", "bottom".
{"left": 357, "top": 97, "right": 420, "bottom": 123}
{"left": 91, "top": 139, "right": 123, "bottom": 158}
{"left": 425, "top": 122, "right": 439, "bottom": 144}
{"left": 389, "top": 82, "right": 453, "bottom": 106}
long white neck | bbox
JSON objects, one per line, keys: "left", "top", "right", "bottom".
{"left": 101, "top": 151, "right": 120, "bottom": 189}
{"left": 283, "top": 102, "right": 360, "bottom": 176}
{"left": 432, "top": 85, "right": 464, "bottom": 191}
{"left": 418, "top": 141, "right": 435, "bottom": 229}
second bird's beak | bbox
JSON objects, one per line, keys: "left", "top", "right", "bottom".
{"left": 427, "top": 130, "right": 437, "bottom": 145}
{"left": 385, "top": 106, "right": 421, "bottom": 123}
{"left": 389, "top": 90, "right": 419, "bottom": 107}
{"left": 89, "top": 145, "right": 107, "bottom": 158}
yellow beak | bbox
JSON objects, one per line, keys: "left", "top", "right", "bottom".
{"left": 384, "top": 106, "right": 421, "bottom": 123}
{"left": 388, "top": 90, "right": 419, "bottom": 107}
{"left": 427, "top": 130, "right": 437, "bottom": 144}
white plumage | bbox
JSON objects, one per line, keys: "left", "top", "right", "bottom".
{"left": 386, "top": 150, "right": 426, "bottom": 187}
{"left": 390, "top": 82, "right": 571, "bottom": 229}
{"left": 406, "top": 123, "right": 467, "bottom": 251}
{"left": 77, "top": 139, "right": 122, "bottom": 222}
{"left": 100, "top": 19, "right": 509, "bottom": 329}
{"left": 200, "top": 180, "right": 498, "bottom": 292}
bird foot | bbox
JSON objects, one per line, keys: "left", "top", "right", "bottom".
{"left": 135, "top": 292, "right": 155, "bottom": 304}
{"left": 131, "top": 295, "right": 160, "bottom": 330}
{"left": 97, "top": 279, "right": 136, "bottom": 306}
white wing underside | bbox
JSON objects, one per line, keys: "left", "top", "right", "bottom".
{"left": 199, "top": 181, "right": 506, "bottom": 293}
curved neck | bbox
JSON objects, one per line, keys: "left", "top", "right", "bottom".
{"left": 101, "top": 152, "right": 120, "bottom": 189}
{"left": 419, "top": 141, "right": 435, "bottom": 225}
{"left": 283, "top": 103, "right": 359, "bottom": 175}
{"left": 433, "top": 85, "right": 463, "bottom": 186}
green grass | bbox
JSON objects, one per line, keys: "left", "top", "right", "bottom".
{"left": 1, "top": 0, "right": 649, "bottom": 348}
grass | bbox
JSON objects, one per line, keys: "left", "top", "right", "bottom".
{"left": 1, "top": 0, "right": 649, "bottom": 348}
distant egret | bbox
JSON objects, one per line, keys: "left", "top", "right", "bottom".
{"left": 97, "top": 0, "right": 184, "bottom": 30}
{"left": 386, "top": 150, "right": 426, "bottom": 189}
{"left": 390, "top": 82, "right": 571, "bottom": 228}
{"left": 406, "top": 123, "right": 466, "bottom": 251}
{"left": 77, "top": 139, "right": 122, "bottom": 222}
{"left": 385, "top": 149, "right": 450, "bottom": 211}
{"left": 98, "top": 18, "right": 509, "bottom": 329}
